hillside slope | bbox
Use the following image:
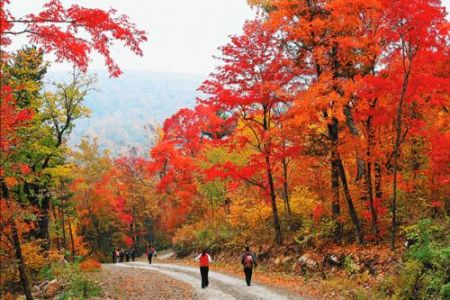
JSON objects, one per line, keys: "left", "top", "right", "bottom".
{"left": 47, "top": 70, "right": 205, "bottom": 155}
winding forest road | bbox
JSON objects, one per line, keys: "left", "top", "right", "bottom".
{"left": 98, "top": 261, "right": 304, "bottom": 299}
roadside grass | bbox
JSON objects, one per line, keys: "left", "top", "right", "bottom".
{"left": 39, "top": 259, "right": 102, "bottom": 300}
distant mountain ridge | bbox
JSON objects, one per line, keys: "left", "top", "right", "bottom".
{"left": 46, "top": 70, "right": 206, "bottom": 155}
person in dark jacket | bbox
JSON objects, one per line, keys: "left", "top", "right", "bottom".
{"left": 146, "top": 245, "right": 156, "bottom": 264}
{"left": 112, "top": 248, "right": 117, "bottom": 263}
{"left": 115, "top": 249, "right": 120, "bottom": 263}
{"left": 240, "top": 245, "right": 257, "bottom": 286}
{"left": 130, "top": 248, "right": 136, "bottom": 262}
{"left": 125, "top": 250, "right": 130, "bottom": 262}
{"left": 119, "top": 249, "right": 125, "bottom": 263}
{"left": 195, "top": 249, "right": 212, "bottom": 288}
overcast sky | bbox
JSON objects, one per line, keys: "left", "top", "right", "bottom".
{"left": 7, "top": 0, "right": 450, "bottom": 75}
{"left": 8, "top": 0, "right": 256, "bottom": 75}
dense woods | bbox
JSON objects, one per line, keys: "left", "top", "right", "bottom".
{"left": 1, "top": 0, "right": 449, "bottom": 299}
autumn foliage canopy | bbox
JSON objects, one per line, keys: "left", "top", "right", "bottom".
{"left": 0, "top": 0, "right": 449, "bottom": 298}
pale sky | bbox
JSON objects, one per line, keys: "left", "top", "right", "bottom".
{"left": 7, "top": 0, "right": 450, "bottom": 75}
{"left": 8, "top": 0, "right": 256, "bottom": 75}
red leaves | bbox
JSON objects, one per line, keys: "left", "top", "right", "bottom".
{"left": 313, "top": 203, "right": 325, "bottom": 221}
{"left": 123, "top": 236, "right": 133, "bottom": 247}
{"left": 0, "top": 0, "right": 13, "bottom": 45}
{"left": 200, "top": 19, "right": 298, "bottom": 109}
{"left": 427, "top": 131, "right": 450, "bottom": 188}
{"left": 114, "top": 196, "right": 133, "bottom": 225}
{"left": 2, "top": 0, "right": 147, "bottom": 76}
{"left": 18, "top": 164, "right": 31, "bottom": 175}
{"left": 0, "top": 84, "right": 33, "bottom": 161}
{"left": 204, "top": 161, "right": 257, "bottom": 182}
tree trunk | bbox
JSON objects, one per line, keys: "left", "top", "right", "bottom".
{"left": 37, "top": 196, "right": 50, "bottom": 250}
{"left": 24, "top": 182, "right": 51, "bottom": 249}
{"left": 366, "top": 117, "right": 379, "bottom": 239}
{"left": 68, "top": 219, "right": 76, "bottom": 261}
{"left": 2, "top": 181, "right": 33, "bottom": 300}
{"left": 132, "top": 206, "right": 138, "bottom": 246}
{"left": 328, "top": 117, "right": 342, "bottom": 242}
{"left": 51, "top": 205, "right": 61, "bottom": 250}
{"left": 375, "top": 162, "right": 382, "bottom": 199}
{"left": 343, "top": 104, "right": 365, "bottom": 181}
{"left": 337, "top": 157, "right": 364, "bottom": 244}
{"left": 265, "top": 155, "right": 283, "bottom": 245}
{"left": 12, "top": 220, "right": 34, "bottom": 300}
{"left": 282, "top": 157, "right": 292, "bottom": 216}
{"left": 60, "top": 207, "right": 67, "bottom": 250}
{"left": 391, "top": 46, "right": 412, "bottom": 250}
{"left": 391, "top": 154, "right": 399, "bottom": 250}
{"left": 366, "top": 161, "right": 379, "bottom": 239}
{"left": 262, "top": 106, "right": 282, "bottom": 245}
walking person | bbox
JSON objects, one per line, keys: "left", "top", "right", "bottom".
{"left": 130, "top": 248, "right": 136, "bottom": 262}
{"left": 115, "top": 249, "right": 120, "bottom": 263}
{"left": 146, "top": 245, "right": 156, "bottom": 264}
{"left": 119, "top": 249, "right": 125, "bottom": 263}
{"left": 125, "top": 249, "right": 130, "bottom": 262}
{"left": 195, "top": 249, "right": 212, "bottom": 288}
{"left": 240, "top": 245, "right": 257, "bottom": 286}
{"left": 112, "top": 248, "right": 116, "bottom": 263}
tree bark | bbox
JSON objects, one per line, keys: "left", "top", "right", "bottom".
{"left": 281, "top": 157, "right": 292, "bottom": 216}
{"left": 60, "top": 207, "right": 67, "bottom": 250}
{"left": 343, "top": 104, "right": 365, "bottom": 181}
{"left": 132, "top": 206, "right": 138, "bottom": 246}
{"left": 1, "top": 181, "right": 33, "bottom": 300}
{"left": 37, "top": 197, "right": 50, "bottom": 250}
{"left": 366, "top": 116, "right": 379, "bottom": 239}
{"left": 12, "top": 220, "right": 34, "bottom": 300}
{"left": 24, "top": 182, "right": 50, "bottom": 249}
{"left": 366, "top": 161, "right": 379, "bottom": 239}
{"left": 51, "top": 205, "right": 61, "bottom": 250}
{"left": 391, "top": 42, "right": 412, "bottom": 250}
{"left": 337, "top": 157, "right": 364, "bottom": 244}
{"left": 374, "top": 162, "right": 383, "bottom": 199}
{"left": 265, "top": 155, "right": 283, "bottom": 245}
{"left": 328, "top": 117, "right": 342, "bottom": 242}
{"left": 68, "top": 219, "right": 76, "bottom": 261}
{"left": 261, "top": 105, "right": 283, "bottom": 245}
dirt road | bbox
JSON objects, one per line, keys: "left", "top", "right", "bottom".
{"left": 99, "top": 261, "right": 304, "bottom": 299}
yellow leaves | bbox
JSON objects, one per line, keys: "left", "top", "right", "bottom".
{"left": 48, "top": 249, "right": 64, "bottom": 263}
{"left": 45, "top": 164, "right": 77, "bottom": 179}
{"left": 289, "top": 186, "right": 319, "bottom": 218}
{"left": 69, "top": 222, "right": 90, "bottom": 257}
{"left": 21, "top": 242, "right": 62, "bottom": 273}
{"left": 22, "top": 241, "right": 47, "bottom": 271}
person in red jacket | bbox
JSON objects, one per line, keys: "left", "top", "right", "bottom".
{"left": 195, "top": 249, "right": 212, "bottom": 288}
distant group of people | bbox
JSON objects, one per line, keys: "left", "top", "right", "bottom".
{"left": 112, "top": 248, "right": 136, "bottom": 263}
{"left": 195, "top": 245, "right": 257, "bottom": 288}
{"left": 111, "top": 244, "right": 157, "bottom": 264}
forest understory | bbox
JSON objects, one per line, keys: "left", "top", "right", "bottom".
{"left": 1, "top": 0, "right": 449, "bottom": 299}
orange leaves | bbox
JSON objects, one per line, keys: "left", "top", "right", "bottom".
{"left": 3, "top": 176, "right": 17, "bottom": 188}
{"left": 79, "top": 258, "right": 102, "bottom": 272}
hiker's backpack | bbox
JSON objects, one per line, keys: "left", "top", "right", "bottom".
{"left": 243, "top": 254, "right": 254, "bottom": 268}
